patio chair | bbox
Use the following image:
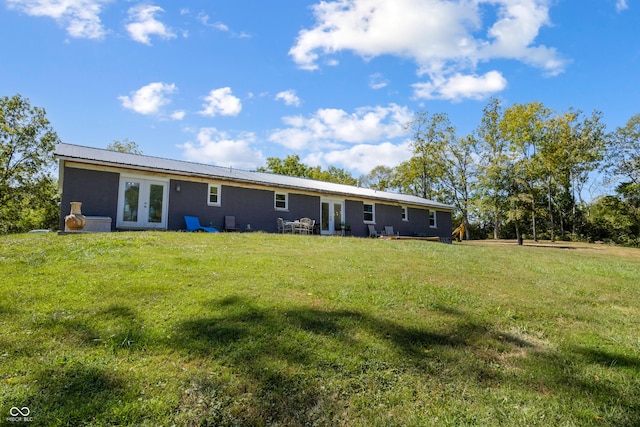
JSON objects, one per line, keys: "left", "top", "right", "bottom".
{"left": 277, "top": 217, "right": 292, "bottom": 234}
{"left": 384, "top": 226, "right": 397, "bottom": 237}
{"left": 298, "top": 217, "right": 313, "bottom": 234}
{"left": 184, "top": 216, "right": 219, "bottom": 233}
{"left": 224, "top": 216, "right": 237, "bottom": 232}
{"left": 368, "top": 224, "right": 380, "bottom": 238}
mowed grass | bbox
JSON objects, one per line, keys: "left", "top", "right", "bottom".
{"left": 1, "top": 232, "right": 639, "bottom": 426}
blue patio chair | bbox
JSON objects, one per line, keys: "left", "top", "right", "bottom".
{"left": 184, "top": 216, "right": 219, "bottom": 232}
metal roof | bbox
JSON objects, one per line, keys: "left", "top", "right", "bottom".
{"left": 55, "top": 143, "right": 454, "bottom": 211}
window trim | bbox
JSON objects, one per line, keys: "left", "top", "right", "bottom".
{"left": 274, "top": 192, "right": 289, "bottom": 211}
{"left": 401, "top": 206, "right": 409, "bottom": 222}
{"left": 429, "top": 210, "right": 437, "bottom": 228}
{"left": 207, "top": 183, "right": 221, "bottom": 207}
{"left": 363, "top": 203, "right": 375, "bottom": 224}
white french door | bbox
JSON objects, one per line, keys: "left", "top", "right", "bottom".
{"left": 117, "top": 176, "right": 168, "bottom": 229}
{"left": 320, "top": 198, "right": 344, "bottom": 235}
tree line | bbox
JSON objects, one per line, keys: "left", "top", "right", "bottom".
{"left": 358, "top": 99, "right": 639, "bottom": 245}
{"left": 261, "top": 99, "right": 639, "bottom": 246}
{"left": 1, "top": 94, "right": 638, "bottom": 245}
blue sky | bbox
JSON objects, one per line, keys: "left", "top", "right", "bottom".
{"left": 1, "top": 0, "right": 638, "bottom": 177}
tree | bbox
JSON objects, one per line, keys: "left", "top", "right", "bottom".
{"left": 258, "top": 155, "right": 310, "bottom": 177}
{"left": 257, "top": 154, "right": 358, "bottom": 185}
{"left": 440, "top": 133, "right": 477, "bottom": 240}
{"left": 586, "top": 186, "right": 639, "bottom": 246}
{"left": 308, "top": 165, "right": 358, "bottom": 186}
{"left": 359, "top": 165, "right": 395, "bottom": 191}
{"left": 597, "top": 113, "right": 640, "bottom": 245}
{"left": 107, "top": 139, "right": 142, "bottom": 154}
{"left": 541, "top": 110, "right": 606, "bottom": 238}
{"left": 475, "top": 98, "right": 510, "bottom": 239}
{"left": 609, "top": 113, "right": 640, "bottom": 186}
{"left": 402, "top": 111, "right": 455, "bottom": 200}
{"left": 500, "top": 102, "right": 551, "bottom": 243}
{"left": 0, "top": 94, "right": 61, "bottom": 233}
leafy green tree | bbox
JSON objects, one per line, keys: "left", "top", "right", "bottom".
{"left": 541, "top": 110, "right": 606, "bottom": 239}
{"left": 391, "top": 157, "right": 426, "bottom": 197}
{"left": 593, "top": 113, "right": 640, "bottom": 245}
{"left": 359, "top": 165, "right": 395, "bottom": 191}
{"left": 609, "top": 113, "right": 640, "bottom": 186}
{"left": 258, "top": 155, "right": 310, "bottom": 177}
{"left": 586, "top": 187, "right": 639, "bottom": 246}
{"left": 107, "top": 139, "right": 142, "bottom": 154}
{"left": 257, "top": 154, "right": 357, "bottom": 185}
{"left": 402, "top": 111, "right": 455, "bottom": 200}
{"left": 474, "top": 98, "right": 510, "bottom": 239}
{"left": 440, "top": 133, "right": 477, "bottom": 240}
{"left": 500, "top": 102, "right": 551, "bottom": 243}
{"left": 308, "top": 165, "right": 358, "bottom": 186}
{"left": 0, "top": 94, "right": 61, "bottom": 233}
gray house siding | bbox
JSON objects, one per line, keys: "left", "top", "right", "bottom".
{"left": 167, "top": 180, "right": 321, "bottom": 232}
{"left": 435, "top": 210, "right": 453, "bottom": 237}
{"left": 373, "top": 203, "right": 403, "bottom": 234}
{"left": 59, "top": 167, "right": 119, "bottom": 231}
{"left": 167, "top": 180, "right": 213, "bottom": 230}
{"left": 342, "top": 201, "right": 451, "bottom": 238}
{"left": 344, "top": 200, "right": 364, "bottom": 236}
{"left": 286, "top": 193, "right": 321, "bottom": 231}
{"left": 55, "top": 146, "right": 453, "bottom": 237}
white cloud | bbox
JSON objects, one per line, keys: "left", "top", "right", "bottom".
{"left": 7, "top": 0, "right": 111, "bottom": 39}
{"left": 126, "top": 4, "right": 176, "bottom": 45}
{"left": 269, "top": 104, "right": 412, "bottom": 150}
{"left": 369, "top": 73, "right": 389, "bottom": 90}
{"left": 198, "top": 13, "right": 229, "bottom": 31}
{"left": 616, "top": 0, "right": 629, "bottom": 11}
{"left": 199, "top": 88, "right": 242, "bottom": 117}
{"left": 179, "top": 128, "right": 264, "bottom": 170}
{"left": 290, "top": 0, "right": 566, "bottom": 100}
{"left": 306, "top": 141, "right": 412, "bottom": 175}
{"left": 171, "top": 110, "right": 186, "bottom": 120}
{"left": 412, "top": 70, "right": 508, "bottom": 101}
{"left": 198, "top": 12, "right": 250, "bottom": 38}
{"left": 118, "top": 82, "right": 177, "bottom": 115}
{"left": 275, "top": 90, "right": 301, "bottom": 107}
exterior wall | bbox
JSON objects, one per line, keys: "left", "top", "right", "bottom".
{"left": 345, "top": 200, "right": 366, "bottom": 236}
{"left": 343, "top": 200, "right": 452, "bottom": 238}
{"left": 59, "top": 167, "right": 119, "bottom": 231}
{"left": 434, "top": 210, "right": 453, "bottom": 238}
{"left": 167, "top": 179, "right": 320, "bottom": 232}
{"left": 287, "top": 193, "right": 321, "bottom": 230}
{"left": 59, "top": 164, "right": 452, "bottom": 236}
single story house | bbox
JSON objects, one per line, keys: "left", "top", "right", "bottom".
{"left": 54, "top": 143, "right": 454, "bottom": 237}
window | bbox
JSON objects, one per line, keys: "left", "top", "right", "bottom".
{"left": 207, "top": 184, "right": 221, "bottom": 206}
{"left": 363, "top": 203, "right": 375, "bottom": 223}
{"left": 429, "top": 210, "right": 437, "bottom": 228}
{"left": 275, "top": 192, "right": 288, "bottom": 210}
{"left": 401, "top": 206, "right": 409, "bottom": 222}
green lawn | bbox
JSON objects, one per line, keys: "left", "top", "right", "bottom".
{"left": 1, "top": 232, "right": 639, "bottom": 426}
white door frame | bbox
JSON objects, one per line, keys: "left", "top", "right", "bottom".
{"left": 116, "top": 175, "right": 169, "bottom": 229}
{"left": 320, "top": 198, "right": 345, "bottom": 235}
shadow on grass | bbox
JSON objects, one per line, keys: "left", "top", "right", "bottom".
{"left": 31, "top": 304, "right": 149, "bottom": 352}
{"left": 21, "top": 363, "right": 130, "bottom": 426}
{"left": 574, "top": 346, "right": 640, "bottom": 369}
{"left": 159, "top": 298, "right": 527, "bottom": 424}
{"left": 164, "top": 295, "right": 640, "bottom": 426}
{"left": 10, "top": 297, "right": 638, "bottom": 426}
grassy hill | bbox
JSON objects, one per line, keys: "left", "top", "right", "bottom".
{"left": 1, "top": 232, "right": 639, "bottom": 426}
